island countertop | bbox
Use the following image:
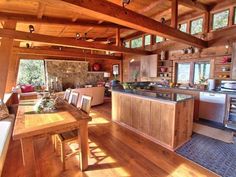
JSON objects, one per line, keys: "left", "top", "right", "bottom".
{"left": 112, "top": 89, "right": 194, "bottom": 103}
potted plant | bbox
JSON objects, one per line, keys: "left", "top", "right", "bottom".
{"left": 198, "top": 77, "right": 208, "bottom": 90}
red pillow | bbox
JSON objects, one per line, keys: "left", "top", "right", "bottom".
{"left": 21, "top": 85, "right": 34, "bottom": 93}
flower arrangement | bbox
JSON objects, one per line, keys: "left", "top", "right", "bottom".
{"left": 34, "top": 96, "right": 56, "bottom": 113}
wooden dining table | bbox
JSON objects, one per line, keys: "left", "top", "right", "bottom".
{"left": 12, "top": 98, "right": 92, "bottom": 177}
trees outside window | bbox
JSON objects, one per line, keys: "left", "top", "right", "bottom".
{"left": 177, "top": 63, "right": 191, "bottom": 84}
{"left": 17, "top": 59, "right": 45, "bottom": 86}
{"left": 125, "top": 41, "right": 130, "bottom": 48}
{"left": 144, "top": 35, "right": 151, "bottom": 46}
{"left": 194, "top": 62, "right": 210, "bottom": 84}
{"left": 156, "top": 36, "right": 164, "bottom": 43}
{"left": 131, "top": 37, "right": 143, "bottom": 48}
{"left": 179, "top": 23, "right": 187, "bottom": 32}
{"left": 212, "top": 10, "right": 229, "bottom": 30}
{"left": 190, "top": 18, "right": 203, "bottom": 34}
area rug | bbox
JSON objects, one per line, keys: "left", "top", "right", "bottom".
{"left": 177, "top": 133, "right": 236, "bottom": 177}
{"left": 193, "top": 123, "right": 234, "bottom": 143}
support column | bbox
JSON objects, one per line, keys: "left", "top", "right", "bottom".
{"left": 116, "top": 27, "right": 121, "bottom": 46}
{"left": 171, "top": 0, "right": 178, "bottom": 29}
{"left": 0, "top": 20, "right": 16, "bottom": 99}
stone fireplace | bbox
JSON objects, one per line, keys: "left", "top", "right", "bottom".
{"left": 45, "top": 60, "right": 104, "bottom": 91}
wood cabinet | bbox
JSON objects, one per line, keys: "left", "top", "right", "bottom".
{"left": 140, "top": 54, "right": 157, "bottom": 78}
{"left": 112, "top": 91, "right": 194, "bottom": 151}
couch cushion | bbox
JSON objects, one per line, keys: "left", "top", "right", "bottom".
{"left": 0, "top": 115, "right": 14, "bottom": 176}
{"left": 21, "top": 85, "right": 34, "bottom": 93}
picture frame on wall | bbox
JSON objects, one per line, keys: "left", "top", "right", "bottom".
{"left": 112, "top": 64, "right": 119, "bottom": 75}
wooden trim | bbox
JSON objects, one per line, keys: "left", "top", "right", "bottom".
{"left": 0, "top": 29, "right": 152, "bottom": 55}
{"left": 59, "top": 0, "right": 207, "bottom": 48}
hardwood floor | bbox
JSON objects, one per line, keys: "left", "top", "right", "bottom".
{"left": 2, "top": 98, "right": 218, "bottom": 177}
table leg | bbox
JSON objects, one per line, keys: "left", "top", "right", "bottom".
{"left": 20, "top": 137, "right": 37, "bottom": 177}
{"left": 79, "top": 121, "right": 89, "bottom": 171}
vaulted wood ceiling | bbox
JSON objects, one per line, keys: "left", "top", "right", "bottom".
{"left": 0, "top": 0, "right": 224, "bottom": 48}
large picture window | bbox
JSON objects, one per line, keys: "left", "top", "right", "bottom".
{"left": 17, "top": 59, "right": 45, "bottom": 86}
{"left": 131, "top": 37, "right": 143, "bottom": 48}
{"left": 212, "top": 10, "right": 229, "bottom": 30}
{"left": 190, "top": 18, "right": 203, "bottom": 34}
{"left": 177, "top": 63, "right": 191, "bottom": 84}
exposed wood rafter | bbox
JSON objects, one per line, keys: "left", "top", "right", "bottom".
{"left": 14, "top": 47, "right": 122, "bottom": 60}
{"left": 37, "top": 2, "right": 46, "bottom": 19}
{"left": 0, "top": 12, "right": 128, "bottom": 29}
{"left": 0, "top": 29, "right": 152, "bottom": 55}
{"left": 171, "top": 0, "right": 210, "bottom": 12}
{"left": 59, "top": 0, "right": 207, "bottom": 48}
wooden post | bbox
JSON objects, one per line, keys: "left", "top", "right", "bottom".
{"left": 116, "top": 27, "right": 121, "bottom": 46}
{"left": 0, "top": 20, "right": 16, "bottom": 100}
{"left": 204, "top": 11, "right": 210, "bottom": 34}
{"left": 79, "top": 121, "right": 89, "bottom": 171}
{"left": 171, "top": 0, "right": 178, "bottom": 29}
{"left": 5, "top": 53, "right": 20, "bottom": 92}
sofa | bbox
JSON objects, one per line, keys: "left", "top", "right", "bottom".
{"left": 0, "top": 115, "right": 14, "bottom": 177}
{"left": 72, "top": 87, "right": 105, "bottom": 107}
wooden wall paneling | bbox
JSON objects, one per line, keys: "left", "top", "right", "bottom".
{"left": 0, "top": 20, "right": 16, "bottom": 99}
{"left": 116, "top": 27, "right": 121, "bottom": 46}
{"left": 204, "top": 11, "right": 210, "bottom": 33}
{"left": 150, "top": 101, "right": 161, "bottom": 140}
{"left": 131, "top": 97, "right": 141, "bottom": 129}
{"left": 173, "top": 99, "right": 194, "bottom": 148}
{"left": 112, "top": 92, "right": 121, "bottom": 122}
{"left": 138, "top": 99, "right": 151, "bottom": 135}
{"left": 5, "top": 53, "right": 20, "bottom": 92}
{"left": 159, "top": 103, "right": 175, "bottom": 146}
{"left": 149, "top": 54, "right": 158, "bottom": 78}
{"left": 120, "top": 94, "right": 132, "bottom": 126}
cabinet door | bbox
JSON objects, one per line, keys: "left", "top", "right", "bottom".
{"left": 131, "top": 97, "right": 141, "bottom": 129}
{"left": 112, "top": 92, "right": 121, "bottom": 122}
{"left": 120, "top": 94, "right": 132, "bottom": 126}
{"left": 150, "top": 101, "right": 174, "bottom": 146}
{"left": 139, "top": 99, "right": 151, "bottom": 135}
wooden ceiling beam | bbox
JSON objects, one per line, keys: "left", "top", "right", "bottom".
{"left": 0, "top": 29, "right": 151, "bottom": 55}
{"left": 37, "top": 2, "right": 45, "bottom": 19}
{"left": 0, "top": 12, "right": 128, "bottom": 29}
{"left": 169, "top": 0, "right": 210, "bottom": 12}
{"left": 59, "top": 0, "right": 207, "bottom": 48}
{"left": 13, "top": 47, "right": 122, "bottom": 60}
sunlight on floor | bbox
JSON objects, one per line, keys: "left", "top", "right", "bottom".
{"left": 89, "top": 111, "right": 110, "bottom": 125}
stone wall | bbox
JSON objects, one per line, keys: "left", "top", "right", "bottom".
{"left": 45, "top": 60, "right": 104, "bottom": 91}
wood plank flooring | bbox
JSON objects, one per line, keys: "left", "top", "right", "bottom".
{"left": 2, "top": 98, "right": 218, "bottom": 177}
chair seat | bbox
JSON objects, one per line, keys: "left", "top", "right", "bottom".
{"left": 58, "top": 129, "right": 78, "bottom": 142}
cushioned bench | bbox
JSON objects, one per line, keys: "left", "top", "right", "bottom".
{"left": 0, "top": 115, "right": 15, "bottom": 177}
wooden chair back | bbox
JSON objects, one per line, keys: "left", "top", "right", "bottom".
{"left": 69, "top": 92, "right": 79, "bottom": 107}
{"left": 80, "top": 95, "right": 93, "bottom": 114}
{"left": 63, "top": 89, "right": 71, "bottom": 102}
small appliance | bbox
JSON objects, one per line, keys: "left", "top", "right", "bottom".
{"left": 221, "top": 80, "right": 236, "bottom": 92}
{"left": 208, "top": 79, "right": 215, "bottom": 91}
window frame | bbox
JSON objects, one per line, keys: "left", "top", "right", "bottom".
{"left": 175, "top": 60, "right": 211, "bottom": 85}
{"left": 233, "top": 7, "right": 236, "bottom": 25}
{"left": 193, "top": 61, "right": 211, "bottom": 84}
{"left": 190, "top": 17, "right": 204, "bottom": 35}
{"left": 179, "top": 22, "right": 188, "bottom": 33}
{"left": 144, "top": 34, "right": 151, "bottom": 46}
{"left": 130, "top": 36, "right": 143, "bottom": 49}
{"left": 155, "top": 35, "right": 164, "bottom": 43}
{"left": 211, "top": 9, "right": 230, "bottom": 31}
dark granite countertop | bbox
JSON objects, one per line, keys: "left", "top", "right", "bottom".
{"left": 112, "top": 89, "right": 194, "bottom": 103}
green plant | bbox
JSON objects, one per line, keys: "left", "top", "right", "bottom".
{"left": 132, "top": 70, "right": 139, "bottom": 81}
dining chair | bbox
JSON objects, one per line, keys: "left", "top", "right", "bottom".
{"left": 63, "top": 89, "right": 71, "bottom": 102}
{"left": 69, "top": 92, "right": 79, "bottom": 107}
{"left": 55, "top": 95, "right": 93, "bottom": 170}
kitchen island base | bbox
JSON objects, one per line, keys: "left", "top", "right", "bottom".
{"left": 112, "top": 91, "right": 194, "bottom": 151}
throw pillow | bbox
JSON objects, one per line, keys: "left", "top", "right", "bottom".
{"left": 0, "top": 100, "right": 9, "bottom": 120}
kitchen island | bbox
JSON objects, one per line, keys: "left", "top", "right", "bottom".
{"left": 112, "top": 89, "right": 194, "bottom": 151}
